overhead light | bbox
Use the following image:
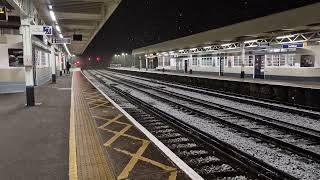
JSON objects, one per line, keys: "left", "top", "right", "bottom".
{"left": 63, "top": 44, "right": 71, "bottom": 57}
{"left": 276, "top": 35, "right": 295, "bottom": 39}
{"left": 169, "top": 51, "right": 175, "bottom": 54}
{"left": 48, "top": 5, "right": 53, "bottom": 10}
{"left": 189, "top": 48, "right": 197, "bottom": 51}
{"left": 59, "top": 34, "right": 63, "bottom": 38}
{"left": 122, "top": 53, "right": 125, "bottom": 56}
{"left": 203, "top": 46, "right": 212, "bottom": 49}
{"left": 49, "top": 10, "right": 56, "bottom": 22}
{"left": 178, "top": 49, "right": 184, "bottom": 52}
{"left": 56, "top": 25, "right": 61, "bottom": 32}
{"left": 221, "top": 43, "right": 232, "bottom": 46}
{"left": 244, "top": 39, "right": 258, "bottom": 43}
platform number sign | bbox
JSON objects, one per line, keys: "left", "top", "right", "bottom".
{"left": 43, "top": 26, "right": 52, "bottom": 35}
{"left": 0, "top": 6, "right": 7, "bottom": 21}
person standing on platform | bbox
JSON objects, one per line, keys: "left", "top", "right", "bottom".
{"left": 66, "top": 62, "right": 71, "bottom": 74}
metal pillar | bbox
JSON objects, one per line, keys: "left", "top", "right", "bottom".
{"left": 51, "top": 46, "right": 57, "bottom": 83}
{"left": 241, "top": 43, "right": 245, "bottom": 78}
{"left": 145, "top": 58, "right": 148, "bottom": 71}
{"left": 58, "top": 52, "right": 62, "bottom": 76}
{"left": 21, "top": 18, "right": 35, "bottom": 106}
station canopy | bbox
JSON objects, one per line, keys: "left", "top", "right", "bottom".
{"left": 133, "top": 3, "right": 320, "bottom": 55}
{"left": 34, "top": 0, "right": 121, "bottom": 55}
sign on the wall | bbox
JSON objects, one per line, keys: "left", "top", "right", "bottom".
{"left": 0, "top": 6, "right": 7, "bottom": 21}
{"left": 282, "top": 43, "right": 303, "bottom": 49}
{"left": 52, "top": 38, "right": 71, "bottom": 44}
{"left": 31, "top": 25, "right": 53, "bottom": 35}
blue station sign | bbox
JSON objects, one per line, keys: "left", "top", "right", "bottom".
{"left": 282, "top": 43, "right": 303, "bottom": 49}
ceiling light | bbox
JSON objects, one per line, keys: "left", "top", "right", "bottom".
{"left": 49, "top": 11, "right": 56, "bottom": 22}
{"left": 189, "top": 48, "right": 197, "bottom": 51}
{"left": 59, "top": 34, "right": 63, "bottom": 38}
{"left": 203, "top": 46, "right": 212, "bottom": 49}
{"left": 56, "top": 25, "right": 61, "bottom": 32}
{"left": 48, "top": 5, "right": 53, "bottom": 10}
{"left": 276, "top": 35, "right": 295, "bottom": 39}
{"left": 178, "top": 49, "right": 184, "bottom": 52}
{"left": 244, "top": 39, "right": 258, "bottom": 43}
{"left": 221, "top": 43, "right": 232, "bottom": 46}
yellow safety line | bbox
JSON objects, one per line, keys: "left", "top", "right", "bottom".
{"left": 69, "top": 74, "right": 78, "bottom": 180}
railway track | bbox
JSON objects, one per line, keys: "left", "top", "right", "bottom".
{"left": 85, "top": 70, "right": 296, "bottom": 180}
{"left": 105, "top": 69, "right": 320, "bottom": 119}
{"left": 92, "top": 71, "right": 320, "bottom": 162}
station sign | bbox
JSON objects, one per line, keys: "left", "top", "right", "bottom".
{"left": 0, "top": 6, "right": 7, "bottom": 21}
{"left": 52, "top": 38, "right": 71, "bottom": 44}
{"left": 282, "top": 43, "right": 303, "bottom": 49}
{"left": 31, "top": 25, "right": 53, "bottom": 35}
{"left": 257, "top": 42, "right": 270, "bottom": 47}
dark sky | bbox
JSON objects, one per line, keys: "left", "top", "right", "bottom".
{"left": 83, "top": 0, "right": 319, "bottom": 60}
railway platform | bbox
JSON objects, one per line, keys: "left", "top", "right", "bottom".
{"left": 0, "top": 69, "right": 191, "bottom": 180}
{"left": 109, "top": 67, "right": 320, "bottom": 108}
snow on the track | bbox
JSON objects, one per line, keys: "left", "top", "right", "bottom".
{"left": 105, "top": 70, "right": 320, "bottom": 132}
{"left": 121, "top": 84, "right": 320, "bottom": 180}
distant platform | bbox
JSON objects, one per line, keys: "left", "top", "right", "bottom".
{"left": 108, "top": 67, "right": 320, "bottom": 108}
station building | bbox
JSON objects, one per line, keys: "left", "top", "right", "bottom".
{"left": 133, "top": 3, "right": 320, "bottom": 82}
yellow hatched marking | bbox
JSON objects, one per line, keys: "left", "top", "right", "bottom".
{"left": 114, "top": 146, "right": 177, "bottom": 180}
{"left": 88, "top": 98, "right": 108, "bottom": 104}
{"left": 85, "top": 94, "right": 104, "bottom": 101}
{"left": 103, "top": 125, "right": 132, "bottom": 147}
{"left": 117, "top": 140, "right": 150, "bottom": 180}
{"left": 82, "top": 91, "right": 99, "bottom": 96}
{"left": 90, "top": 102, "right": 111, "bottom": 109}
{"left": 88, "top": 101, "right": 110, "bottom": 107}
{"left": 97, "top": 114, "right": 124, "bottom": 129}
{"left": 94, "top": 115, "right": 128, "bottom": 126}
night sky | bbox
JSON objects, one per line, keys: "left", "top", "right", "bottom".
{"left": 83, "top": 0, "right": 319, "bottom": 60}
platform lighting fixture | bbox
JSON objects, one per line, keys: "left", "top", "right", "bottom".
{"left": 178, "top": 49, "right": 184, "bottom": 52}
{"left": 48, "top": 5, "right": 53, "bottom": 10}
{"left": 49, "top": 10, "right": 57, "bottom": 22}
{"left": 244, "top": 39, "right": 258, "bottom": 43}
{"left": 59, "top": 34, "right": 63, "bottom": 38}
{"left": 203, "top": 46, "right": 212, "bottom": 49}
{"left": 276, "top": 35, "right": 295, "bottom": 39}
{"left": 125, "top": 53, "right": 128, "bottom": 55}
{"left": 63, "top": 44, "right": 71, "bottom": 57}
{"left": 169, "top": 51, "right": 175, "bottom": 54}
{"left": 56, "top": 25, "right": 61, "bottom": 32}
{"left": 189, "top": 48, "right": 197, "bottom": 51}
{"left": 121, "top": 53, "right": 125, "bottom": 56}
{"left": 221, "top": 43, "right": 232, "bottom": 46}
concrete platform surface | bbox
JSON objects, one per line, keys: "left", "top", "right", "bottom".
{"left": 0, "top": 75, "right": 71, "bottom": 180}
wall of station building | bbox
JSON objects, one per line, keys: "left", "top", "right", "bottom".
{"left": 0, "top": 32, "right": 64, "bottom": 94}
{"left": 152, "top": 44, "right": 320, "bottom": 81}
